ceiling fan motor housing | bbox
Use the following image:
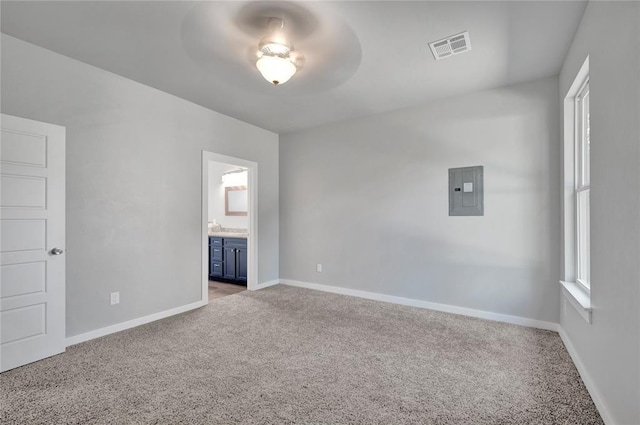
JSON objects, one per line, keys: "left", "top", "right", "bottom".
{"left": 258, "top": 36, "right": 292, "bottom": 58}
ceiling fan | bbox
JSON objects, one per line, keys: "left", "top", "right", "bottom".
{"left": 180, "top": 1, "right": 361, "bottom": 93}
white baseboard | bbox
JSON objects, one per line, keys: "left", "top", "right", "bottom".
{"left": 281, "top": 279, "right": 559, "bottom": 332}
{"left": 558, "top": 328, "right": 614, "bottom": 425}
{"left": 66, "top": 300, "right": 207, "bottom": 347}
{"left": 67, "top": 279, "right": 279, "bottom": 346}
{"left": 254, "top": 279, "right": 280, "bottom": 290}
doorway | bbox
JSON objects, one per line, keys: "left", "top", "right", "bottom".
{"left": 201, "top": 152, "right": 258, "bottom": 303}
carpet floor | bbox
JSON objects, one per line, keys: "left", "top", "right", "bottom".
{"left": 1, "top": 285, "right": 602, "bottom": 424}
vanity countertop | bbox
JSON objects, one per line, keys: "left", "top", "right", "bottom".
{"left": 208, "top": 232, "right": 248, "bottom": 239}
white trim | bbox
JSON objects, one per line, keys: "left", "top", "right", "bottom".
{"left": 65, "top": 300, "right": 207, "bottom": 347}
{"left": 558, "top": 327, "right": 614, "bottom": 425}
{"left": 562, "top": 56, "right": 590, "bottom": 296}
{"left": 253, "top": 279, "right": 280, "bottom": 290}
{"left": 559, "top": 280, "right": 592, "bottom": 323}
{"left": 281, "top": 279, "right": 559, "bottom": 332}
{"left": 201, "top": 151, "right": 259, "bottom": 302}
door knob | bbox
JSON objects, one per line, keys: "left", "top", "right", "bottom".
{"left": 50, "top": 248, "right": 64, "bottom": 255}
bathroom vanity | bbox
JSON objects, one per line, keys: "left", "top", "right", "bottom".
{"left": 209, "top": 235, "right": 247, "bottom": 285}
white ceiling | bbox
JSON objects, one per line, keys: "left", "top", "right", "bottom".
{"left": 1, "top": 1, "right": 587, "bottom": 133}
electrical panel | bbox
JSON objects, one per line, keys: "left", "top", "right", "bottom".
{"left": 449, "top": 166, "right": 484, "bottom": 216}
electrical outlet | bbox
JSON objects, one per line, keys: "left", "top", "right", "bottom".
{"left": 110, "top": 292, "right": 120, "bottom": 305}
{"left": 316, "top": 263, "right": 322, "bottom": 273}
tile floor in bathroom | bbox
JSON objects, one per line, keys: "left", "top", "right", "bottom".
{"left": 208, "top": 280, "right": 246, "bottom": 301}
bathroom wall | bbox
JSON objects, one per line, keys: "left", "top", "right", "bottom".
{"left": 208, "top": 161, "right": 249, "bottom": 229}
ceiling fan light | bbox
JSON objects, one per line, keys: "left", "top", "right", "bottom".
{"left": 256, "top": 55, "right": 296, "bottom": 85}
{"left": 258, "top": 37, "right": 291, "bottom": 56}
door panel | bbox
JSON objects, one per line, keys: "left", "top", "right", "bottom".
{"left": 1, "top": 304, "right": 46, "bottom": 344}
{"left": 1, "top": 175, "right": 47, "bottom": 208}
{"left": 236, "top": 247, "right": 247, "bottom": 282}
{"left": 0, "top": 129, "right": 47, "bottom": 167}
{"left": 1, "top": 262, "right": 46, "bottom": 298}
{"left": 0, "top": 114, "right": 66, "bottom": 372}
{"left": 223, "top": 247, "right": 236, "bottom": 280}
{"left": 1, "top": 219, "right": 46, "bottom": 252}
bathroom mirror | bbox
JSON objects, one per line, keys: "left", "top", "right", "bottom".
{"left": 225, "top": 186, "right": 248, "bottom": 216}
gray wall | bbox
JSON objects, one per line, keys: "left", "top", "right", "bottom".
{"left": 280, "top": 76, "right": 561, "bottom": 324}
{"left": 558, "top": 2, "right": 640, "bottom": 423}
{"left": 0, "top": 35, "right": 279, "bottom": 338}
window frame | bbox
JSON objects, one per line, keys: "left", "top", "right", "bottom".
{"left": 574, "top": 79, "right": 590, "bottom": 292}
{"left": 560, "top": 56, "right": 591, "bottom": 324}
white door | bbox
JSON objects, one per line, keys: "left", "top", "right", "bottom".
{"left": 0, "top": 114, "right": 66, "bottom": 372}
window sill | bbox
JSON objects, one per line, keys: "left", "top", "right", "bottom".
{"left": 559, "top": 280, "right": 592, "bottom": 324}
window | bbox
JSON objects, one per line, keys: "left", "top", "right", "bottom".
{"left": 561, "top": 57, "right": 591, "bottom": 323}
{"left": 575, "top": 79, "right": 590, "bottom": 290}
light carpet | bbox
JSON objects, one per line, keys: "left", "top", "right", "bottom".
{"left": 0, "top": 285, "right": 602, "bottom": 424}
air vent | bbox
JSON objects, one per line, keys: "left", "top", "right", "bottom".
{"left": 428, "top": 31, "right": 472, "bottom": 61}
